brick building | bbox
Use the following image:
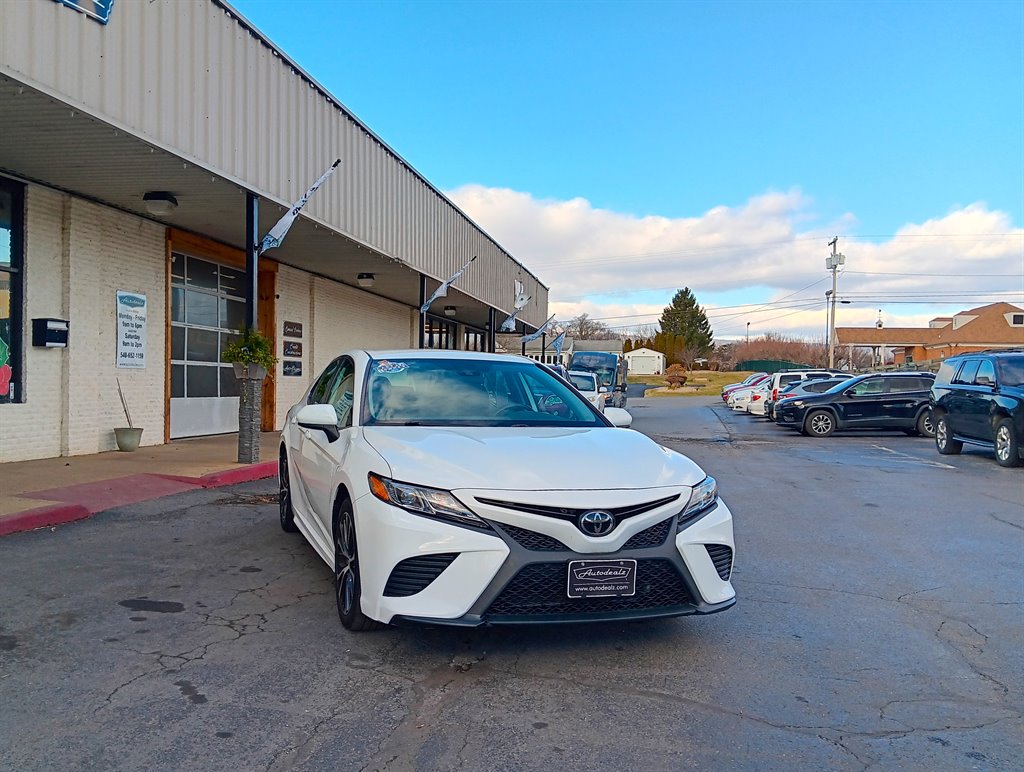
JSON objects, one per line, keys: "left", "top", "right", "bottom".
{"left": 835, "top": 302, "right": 1024, "bottom": 367}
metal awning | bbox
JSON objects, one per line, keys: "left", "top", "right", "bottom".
{"left": 0, "top": 79, "right": 498, "bottom": 329}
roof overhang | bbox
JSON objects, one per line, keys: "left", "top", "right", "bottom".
{"left": 0, "top": 77, "right": 501, "bottom": 330}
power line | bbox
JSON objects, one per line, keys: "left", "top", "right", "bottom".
{"left": 844, "top": 270, "right": 1021, "bottom": 278}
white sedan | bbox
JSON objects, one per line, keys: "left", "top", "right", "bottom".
{"left": 566, "top": 369, "right": 607, "bottom": 411}
{"left": 279, "top": 350, "right": 736, "bottom": 630}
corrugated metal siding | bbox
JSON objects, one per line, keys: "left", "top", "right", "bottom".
{"left": 0, "top": 0, "right": 547, "bottom": 325}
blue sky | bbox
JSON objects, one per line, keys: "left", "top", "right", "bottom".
{"left": 234, "top": 0, "right": 1024, "bottom": 338}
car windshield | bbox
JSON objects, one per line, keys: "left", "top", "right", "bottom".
{"left": 568, "top": 373, "right": 597, "bottom": 391}
{"left": 362, "top": 358, "right": 606, "bottom": 427}
{"left": 997, "top": 359, "right": 1024, "bottom": 386}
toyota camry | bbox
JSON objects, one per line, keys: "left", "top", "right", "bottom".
{"left": 279, "top": 350, "right": 736, "bottom": 630}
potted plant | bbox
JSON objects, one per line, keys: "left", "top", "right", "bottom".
{"left": 222, "top": 327, "right": 277, "bottom": 464}
{"left": 222, "top": 327, "right": 276, "bottom": 380}
{"left": 114, "top": 378, "right": 143, "bottom": 451}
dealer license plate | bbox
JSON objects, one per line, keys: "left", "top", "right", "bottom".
{"left": 567, "top": 559, "right": 637, "bottom": 599}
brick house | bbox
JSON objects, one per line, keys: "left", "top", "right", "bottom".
{"left": 835, "top": 302, "right": 1024, "bottom": 366}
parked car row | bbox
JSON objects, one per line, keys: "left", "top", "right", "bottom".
{"left": 726, "top": 369, "right": 936, "bottom": 438}
{"left": 723, "top": 353, "right": 1024, "bottom": 468}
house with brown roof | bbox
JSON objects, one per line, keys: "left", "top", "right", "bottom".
{"left": 835, "top": 302, "right": 1024, "bottom": 366}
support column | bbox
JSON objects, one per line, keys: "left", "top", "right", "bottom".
{"left": 487, "top": 308, "right": 496, "bottom": 352}
{"left": 245, "top": 193, "right": 259, "bottom": 330}
{"left": 418, "top": 274, "right": 426, "bottom": 348}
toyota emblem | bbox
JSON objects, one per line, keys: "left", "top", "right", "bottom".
{"left": 578, "top": 510, "right": 615, "bottom": 536}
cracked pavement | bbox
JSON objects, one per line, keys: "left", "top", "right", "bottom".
{"left": 1, "top": 397, "right": 1021, "bottom": 770}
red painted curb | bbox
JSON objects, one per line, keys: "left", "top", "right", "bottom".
{"left": 0, "top": 503, "right": 91, "bottom": 537}
{"left": 199, "top": 460, "right": 277, "bottom": 489}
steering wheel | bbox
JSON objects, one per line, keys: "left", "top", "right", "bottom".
{"left": 496, "top": 403, "right": 530, "bottom": 417}
{"left": 540, "top": 394, "right": 569, "bottom": 416}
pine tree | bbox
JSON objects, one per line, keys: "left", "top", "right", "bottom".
{"left": 659, "top": 288, "right": 714, "bottom": 357}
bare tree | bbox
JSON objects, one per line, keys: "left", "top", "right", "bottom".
{"left": 562, "top": 313, "right": 618, "bottom": 340}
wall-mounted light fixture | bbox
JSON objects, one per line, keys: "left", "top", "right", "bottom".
{"left": 443, "top": 305, "right": 456, "bottom": 317}
{"left": 357, "top": 273, "right": 375, "bottom": 288}
{"left": 142, "top": 191, "right": 178, "bottom": 216}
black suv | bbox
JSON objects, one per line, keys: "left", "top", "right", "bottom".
{"left": 930, "top": 350, "right": 1024, "bottom": 468}
{"left": 775, "top": 372, "right": 936, "bottom": 438}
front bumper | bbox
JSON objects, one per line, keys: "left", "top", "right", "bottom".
{"left": 356, "top": 490, "right": 736, "bottom": 626}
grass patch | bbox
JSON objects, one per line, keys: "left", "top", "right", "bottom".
{"left": 636, "top": 371, "right": 757, "bottom": 397}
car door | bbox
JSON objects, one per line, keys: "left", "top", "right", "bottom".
{"left": 965, "top": 360, "right": 998, "bottom": 440}
{"left": 879, "top": 377, "right": 922, "bottom": 426}
{"left": 945, "top": 359, "right": 981, "bottom": 438}
{"left": 840, "top": 376, "right": 887, "bottom": 426}
{"left": 289, "top": 358, "right": 343, "bottom": 513}
{"left": 299, "top": 356, "right": 357, "bottom": 544}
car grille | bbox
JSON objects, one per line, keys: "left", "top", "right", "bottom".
{"left": 499, "top": 523, "right": 569, "bottom": 551}
{"left": 499, "top": 517, "right": 673, "bottom": 552}
{"left": 705, "top": 544, "right": 733, "bottom": 581}
{"left": 621, "top": 518, "right": 673, "bottom": 549}
{"left": 484, "top": 559, "right": 692, "bottom": 617}
{"left": 474, "top": 494, "right": 680, "bottom": 523}
{"left": 383, "top": 553, "right": 459, "bottom": 597}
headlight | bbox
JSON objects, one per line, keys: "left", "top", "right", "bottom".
{"left": 678, "top": 475, "right": 718, "bottom": 529}
{"left": 791, "top": 400, "right": 804, "bottom": 407}
{"left": 368, "top": 473, "right": 489, "bottom": 529}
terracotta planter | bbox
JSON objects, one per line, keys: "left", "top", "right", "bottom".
{"left": 232, "top": 363, "right": 267, "bottom": 380}
{"left": 113, "top": 427, "right": 144, "bottom": 452}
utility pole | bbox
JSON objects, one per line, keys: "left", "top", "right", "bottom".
{"left": 825, "top": 237, "right": 845, "bottom": 368}
{"left": 745, "top": 322, "right": 750, "bottom": 344}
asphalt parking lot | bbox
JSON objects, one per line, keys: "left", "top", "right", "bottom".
{"left": 1, "top": 397, "right": 1021, "bottom": 771}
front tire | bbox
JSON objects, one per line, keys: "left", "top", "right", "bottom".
{"left": 935, "top": 413, "right": 963, "bottom": 455}
{"left": 804, "top": 409, "right": 836, "bottom": 438}
{"left": 994, "top": 418, "right": 1021, "bottom": 468}
{"left": 334, "top": 496, "right": 382, "bottom": 631}
{"left": 279, "top": 450, "right": 299, "bottom": 533}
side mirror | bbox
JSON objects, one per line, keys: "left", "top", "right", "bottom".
{"left": 598, "top": 386, "right": 608, "bottom": 394}
{"left": 605, "top": 407, "right": 633, "bottom": 428}
{"left": 296, "top": 404, "right": 340, "bottom": 442}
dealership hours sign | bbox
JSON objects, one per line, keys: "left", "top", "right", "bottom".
{"left": 116, "top": 291, "right": 147, "bottom": 368}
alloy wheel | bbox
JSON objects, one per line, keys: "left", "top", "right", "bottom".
{"left": 810, "top": 413, "right": 833, "bottom": 436}
{"left": 335, "top": 509, "right": 357, "bottom": 617}
{"left": 996, "top": 425, "right": 1011, "bottom": 463}
{"left": 279, "top": 454, "right": 299, "bottom": 532}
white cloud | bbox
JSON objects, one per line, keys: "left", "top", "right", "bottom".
{"left": 447, "top": 185, "right": 1024, "bottom": 339}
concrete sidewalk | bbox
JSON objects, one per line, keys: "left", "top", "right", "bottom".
{"left": 0, "top": 433, "right": 280, "bottom": 536}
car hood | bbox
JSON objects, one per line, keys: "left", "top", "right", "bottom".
{"left": 361, "top": 426, "right": 706, "bottom": 491}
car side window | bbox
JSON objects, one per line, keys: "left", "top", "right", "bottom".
{"left": 850, "top": 378, "right": 884, "bottom": 396}
{"left": 974, "top": 361, "right": 995, "bottom": 386}
{"left": 308, "top": 359, "right": 343, "bottom": 404}
{"left": 953, "top": 360, "right": 981, "bottom": 385}
{"left": 324, "top": 358, "right": 356, "bottom": 428}
{"left": 883, "top": 377, "right": 919, "bottom": 394}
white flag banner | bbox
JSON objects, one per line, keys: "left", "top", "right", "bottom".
{"left": 420, "top": 255, "right": 477, "bottom": 313}
{"left": 520, "top": 314, "right": 556, "bottom": 343}
{"left": 259, "top": 158, "right": 341, "bottom": 255}
{"left": 550, "top": 330, "right": 567, "bottom": 357}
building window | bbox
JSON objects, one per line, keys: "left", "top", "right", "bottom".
{"left": 1012, "top": 314, "right": 1024, "bottom": 326}
{"left": 0, "top": 177, "right": 25, "bottom": 404}
{"left": 423, "top": 315, "right": 457, "bottom": 349}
